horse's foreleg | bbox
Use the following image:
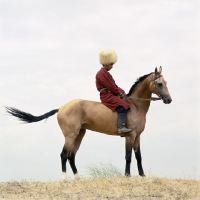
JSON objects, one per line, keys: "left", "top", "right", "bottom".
{"left": 125, "top": 143, "right": 132, "bottom": 177}
{"left": 134, "top": 145, "right": 145, "bottom": 176}
{"left": 60, "top": 147, "right": 68, "bottom": 180}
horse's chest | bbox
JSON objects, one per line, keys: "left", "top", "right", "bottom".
{"left": 127, "top": 114, "right": 146, "bottom": 134}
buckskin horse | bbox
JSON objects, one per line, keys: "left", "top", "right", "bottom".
{"left": 5, "top": 66, "right": 172, "bottom": 180}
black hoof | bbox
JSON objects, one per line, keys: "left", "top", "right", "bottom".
{"left": 125, "top": 173, "right": 131, "bottom": 178}
{"left": 139, "top": 174, "right": 145, "bottom": 177}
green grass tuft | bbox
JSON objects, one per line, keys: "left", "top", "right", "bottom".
{"left": 86, "top": 162, "right": 123, "bottom": 178}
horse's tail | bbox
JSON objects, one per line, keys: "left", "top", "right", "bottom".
{"left": 5, "top": 106, "right": 58, "bottom": 123}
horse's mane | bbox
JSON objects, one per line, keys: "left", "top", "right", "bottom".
{"left": 126, "top": 73, "right": 152, "bottom": 96}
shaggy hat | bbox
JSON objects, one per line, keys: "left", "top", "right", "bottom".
{"left": 99, "top": 50, "right": 118, "bottom": 65}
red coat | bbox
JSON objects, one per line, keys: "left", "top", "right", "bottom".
{"left": 95, "top": 67, "right": 130, "bottom": 111}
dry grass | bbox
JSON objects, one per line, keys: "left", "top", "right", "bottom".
{"left": 0, "top": 176, "right": 199, "bottom": 200}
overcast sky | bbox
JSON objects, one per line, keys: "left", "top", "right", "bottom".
{"left": 0, "top": 0, "right": 199, "bottom": 182}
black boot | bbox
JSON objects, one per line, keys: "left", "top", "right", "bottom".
{"left": 117, "top": 106, "right": 132, "bottom": 134}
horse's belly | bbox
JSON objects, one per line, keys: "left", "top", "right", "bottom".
{"left": 83, "top": 122, "right": 118, "bottom": 136}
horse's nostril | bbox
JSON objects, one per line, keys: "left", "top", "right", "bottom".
{"left": 163, "top": 98, "right": 172, "bottom": 104}
{"left": 167, "top": 99, "right": 172, "bottom": 104}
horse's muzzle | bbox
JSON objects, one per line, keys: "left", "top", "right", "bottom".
{"left": 163, "top": 96, "right": 172, "bottom": 104}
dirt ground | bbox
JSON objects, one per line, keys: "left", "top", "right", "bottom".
{"left": 0, "top": 176, "right": 199, "bottom": 200}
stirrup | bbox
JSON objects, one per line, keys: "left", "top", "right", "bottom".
{"left": 118, "top": 127, "right": 132, "bottom": 134}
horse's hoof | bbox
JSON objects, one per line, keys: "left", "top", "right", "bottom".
{"left": 139, "top": 174, "right": 145, "bottom": 177}
{"left": 62, "top": 172, "right": 67, "bottom": 181}
{"left": 74, "top": 173, "right": 80, "bottom": 180}
{"left": 125, "top": 173, "right": 131, "bottom": 178}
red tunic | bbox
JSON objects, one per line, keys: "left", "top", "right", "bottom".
{"left": 95, "top": 67, "right": 130, "bottom": 111}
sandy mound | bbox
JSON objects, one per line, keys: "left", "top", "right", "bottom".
{"left": 0, "top": 177, "right": 199, "bottom": 200}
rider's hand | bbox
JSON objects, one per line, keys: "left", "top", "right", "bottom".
{"left": 118, "top": 93, "right": 126, "bottom": 98}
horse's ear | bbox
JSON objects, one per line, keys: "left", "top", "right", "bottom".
{"left": 155, "top": 67, "right": 158, "bottom": 74}
{"left": 155, "top": 66, "right": 162, "bottom": 76}
{"left": 158, "top": 66, "right": 162, "bottom": 74}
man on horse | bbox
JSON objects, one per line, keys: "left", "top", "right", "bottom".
{"left": 96, "top": 49, "right": 132, "bottom": 134}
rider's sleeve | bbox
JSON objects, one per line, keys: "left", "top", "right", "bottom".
{"left": 97, "top": 71, "right": 121, "bottom": 95}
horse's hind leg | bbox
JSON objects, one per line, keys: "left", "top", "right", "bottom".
{"left": 60, "top": 129, "right": 78, "bottom": 181}
{"left": 68, "top": 129, "right": 86, "bottom": 180}
{"left": 60, "top": 147, "right": 68, "bottom": 180}
{"left": 60, "top": 145, "right": 79, "bottom": 181}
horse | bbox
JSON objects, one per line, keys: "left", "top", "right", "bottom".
{"left": 5, "top": 66, "right": 172, "bottom": 180}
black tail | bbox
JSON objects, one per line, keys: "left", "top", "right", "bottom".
{"left": 5, "top": 106, "right": 58, "bottom": 123}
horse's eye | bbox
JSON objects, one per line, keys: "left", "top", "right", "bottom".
{"left": 157, "top": 83, "right": 163, "bottom": 88}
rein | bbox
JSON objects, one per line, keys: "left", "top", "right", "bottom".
{"left": 133, "top": 97, "right": 161, "bottom": 101}
{"left": 127, "top": 97, "right": 161, "bottom": 101}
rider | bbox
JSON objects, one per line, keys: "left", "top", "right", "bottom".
{"left": 95, "top": 49, "right": 132, "bottom": 134}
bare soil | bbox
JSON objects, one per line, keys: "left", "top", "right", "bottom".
{"left": 0, "top": 176, "right": 199, "bottom": 200}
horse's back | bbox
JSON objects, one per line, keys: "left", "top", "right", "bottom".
{"left": 58, "top": 99, "right": 113, "bottom": 115}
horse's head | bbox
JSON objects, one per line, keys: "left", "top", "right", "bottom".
{"left": 150, "top": 66, "right": 172, "bottom": 104}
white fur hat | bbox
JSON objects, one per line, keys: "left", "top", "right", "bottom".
{"left": 99, "top": 50, "right": 118, "bottom": 65}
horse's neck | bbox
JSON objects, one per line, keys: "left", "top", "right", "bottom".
{"left": 129, "top": 75, "right": 152, "bottom": 113}
{"left": 135, "top": 75, "right": 152, "bottom": 98}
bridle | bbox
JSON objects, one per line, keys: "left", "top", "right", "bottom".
{"left": 126, "top": 73, "right": 162, "bottom": 102}
{"left": 150, "top": 73, "right": 163, "bottom": 100}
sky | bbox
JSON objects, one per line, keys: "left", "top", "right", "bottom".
{"left": 0, "top": 0, "right": 199, "bottom": 182}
